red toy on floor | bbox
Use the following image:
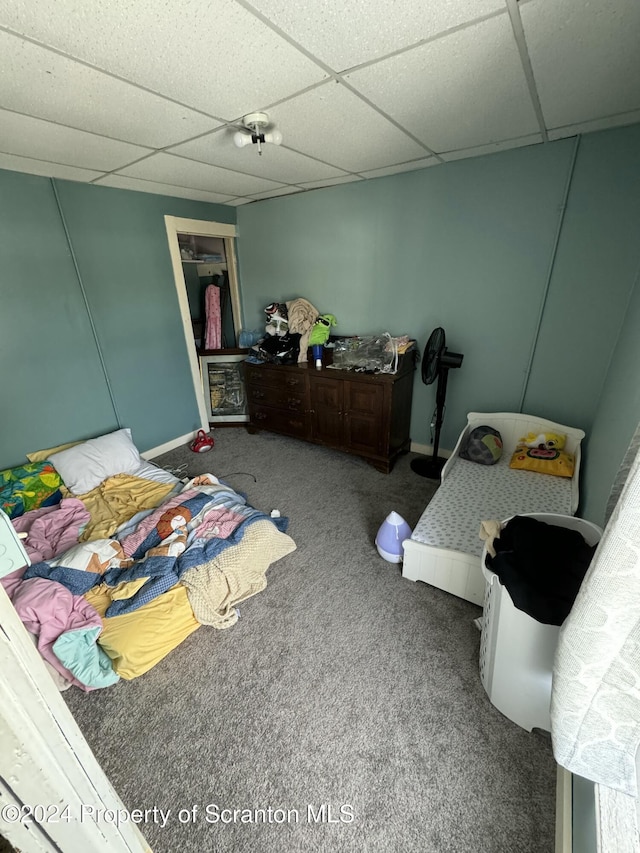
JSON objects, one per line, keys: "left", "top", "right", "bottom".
{"left": 190, "top": 430, "right": 214, "bottom": 453}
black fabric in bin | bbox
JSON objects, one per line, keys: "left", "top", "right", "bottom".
{"left": 485, "top": 515, "right": 597, "bottom": 626}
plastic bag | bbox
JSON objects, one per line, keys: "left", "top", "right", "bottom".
{"left": 330, "top": 333, "right": 398, "bottom": 373}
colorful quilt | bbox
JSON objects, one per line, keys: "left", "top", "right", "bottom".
{"left": 23, "top": 482, "right": 289, "bottom": 618}
{"left": 8, "top": 472, "right": 294, "bottom": 688}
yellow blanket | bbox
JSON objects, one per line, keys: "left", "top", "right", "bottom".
{"left": 86, "top": 582, "right": 200, "bottom": 679}
{"left": 61, "top": 474, "right": 175, "bottom": 542}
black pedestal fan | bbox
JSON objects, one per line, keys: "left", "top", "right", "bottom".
{"left": 411, "top": 327, "right": 464, "bottom": 480}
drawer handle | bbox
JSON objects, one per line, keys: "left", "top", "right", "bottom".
{"left": 286, "top": 378, "right": 300, "bottom": 387}
{"left": 252, "top": 390, "right": 265, "bottom": 399}
{"left": 255, "top": 412, "right": 267, "bottom": 421}
{"left": 288, "top": 420, "right": 303, "bottom": 428}
{"left": 287, "top": 398, "right": 301, "bottom": 408}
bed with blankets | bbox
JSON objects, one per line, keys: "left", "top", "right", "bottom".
{"left": 0, "top": 428, "right": 295, "bottom": 691}
{"left": 402, "top": 412, "right": 584, "bottom": 606}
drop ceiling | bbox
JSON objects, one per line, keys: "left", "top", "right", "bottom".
{"left": 1, "top": 0, "right": 638, "bottom": 206}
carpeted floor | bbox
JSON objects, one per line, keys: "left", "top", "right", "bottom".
{"left": 64, "top": 428, "right": 557, "bottom": 853}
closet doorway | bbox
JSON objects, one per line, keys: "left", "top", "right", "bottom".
{"left": 164, "top": 215, "right": 245, "bottom": 428}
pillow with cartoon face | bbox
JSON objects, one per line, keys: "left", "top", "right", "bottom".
{"left": 509, "top": 445, "right": 575, "bottom": 478}
{"left": 459, "top": 426, "right": 503, "bottom": 466}
{"left": 517, "top": 431, "right": 566, "bottom": 451}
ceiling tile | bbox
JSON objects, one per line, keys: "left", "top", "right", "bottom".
{"left": 94, "top": 174, "right": 235, "bottom": 204}
{"left": 225, "top": 198, "right": 253, "bottom": 206}
{"left": 118, "top": 152, "right": 285, "bottom": 196}
{"left": 439, "top": 134, "right": 542, "bottom": 162}
{"left": 346, "top": 15, "right": 540, "bottom": 153}
{"left": 0, "top": 109, "right": 151, "bottom": 171}
{"left": 0, "top": 32, "right": 222, "bottom": 148}
{"left": 521, "top": 0, "right": 640, "bottom": 130}
{"left": 0, "top": 152, "right": 103, "bottom": 182}
{"left": 249, "top": 0, "right": 505, "bottom": 70}
{"left": 168, "top": 128, "right": 349, "bottom": 184}
{"left": 0, "top": 1, "right": 637, "bottom": 198}
{"left": 0, "top": 0, "right": 327, "bottom": 118}
{"left": 359, "top": 158, "right": 438, "bottom": 178}
{"left": 269, "top": 82, "right": 430, "bottom": 172}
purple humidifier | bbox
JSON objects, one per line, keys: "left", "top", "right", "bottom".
{"left": 375, "top": 511, "right": 412, "bottom": 563}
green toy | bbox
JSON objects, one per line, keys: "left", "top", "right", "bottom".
{"left": 309, "top": 314, "right": 337, "bottom": 346}
{"left": 309, "top": 314, "right": 337, "bottom": 368}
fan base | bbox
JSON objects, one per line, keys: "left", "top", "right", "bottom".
{"left": 410, "top": 456, "right": 447, "bottom": 480}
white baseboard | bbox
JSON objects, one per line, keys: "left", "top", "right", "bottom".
{"left": 410, "top": 441, "right": 452, "bottom": 458}
{"left": 141, "top": 431, "right": 197, "bottom": 460}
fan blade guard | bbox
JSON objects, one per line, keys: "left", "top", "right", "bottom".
{"left": 422, "top": 327, "right": 445, "bottom": 385}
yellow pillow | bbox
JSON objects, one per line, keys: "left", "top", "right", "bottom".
{"left": 27, "top": 440, "right": 83, "bottom": 463}
{"left": 509, "top": 446, "right": 575, "bottom": 478}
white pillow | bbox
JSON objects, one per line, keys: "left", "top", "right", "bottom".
{"left": 48, "top": 428, "right": 142, "bottom": 495}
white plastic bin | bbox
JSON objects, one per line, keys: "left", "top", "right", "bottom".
{"left": 478, "top": 513, "right": 602, "bottom": 732}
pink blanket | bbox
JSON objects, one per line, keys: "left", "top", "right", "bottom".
{"left": 11, "top": 577, "right": 104, "bottom": 691}
{"left": 12, "top": 498, "right": 90, "bottom": 563}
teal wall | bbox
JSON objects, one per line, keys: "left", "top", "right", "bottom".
{"left": 237, "top": 125, "right": 640, "bottom": 522}
{"left": 580, "top": 270, "right": 640, "bottom": 524}
{"left": 0, "top": 173, "right": 234, "bottom": 468}
{"left": 2, "top": 124, "right": 638, "bottom": 525}
{"left": 522, "top": 126, "right": 640, "bottom": 430}
{"left": 237, "top": 139, "right": 577, "bottom": 450}
{"left": 1, "top": 172, "right": 116, "bottom": 460}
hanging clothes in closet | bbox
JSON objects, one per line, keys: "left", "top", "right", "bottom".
{"left": 204, "top": 282, "right": 222, "bottom": 350}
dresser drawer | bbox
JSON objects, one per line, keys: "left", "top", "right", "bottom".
{"left": 247, "top": 383, "right": 308, "bottom": 411}
{"left": 244, "top": 363, "right": 307, "bottom": 392}
{"left": 250, "top": 404, "right": 311, "bottom": 440}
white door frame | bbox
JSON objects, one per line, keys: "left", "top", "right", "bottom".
{"left": 164, "top": 216, "right": 243, "bottom": 431}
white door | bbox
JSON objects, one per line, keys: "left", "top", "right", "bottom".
{"left": 0, "top": 571, "right": 151, "bottom": 852}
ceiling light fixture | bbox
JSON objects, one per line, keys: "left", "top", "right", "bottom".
{"left": 233, "top": 112, "right": 282, "bottom": 155}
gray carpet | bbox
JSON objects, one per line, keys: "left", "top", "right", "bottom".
{"left": 64, "top": 429, "right": 557, "bottom": 853}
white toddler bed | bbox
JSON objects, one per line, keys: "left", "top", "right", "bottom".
{"left": 402, "top": 412, "right": 585, "bottom": 606}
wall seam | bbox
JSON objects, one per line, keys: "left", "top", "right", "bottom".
{"left": 518, "top": 135, "right": 581, "bottom": 413}
{"left": 50, "top": 178, "right": 122, "bottom": 426}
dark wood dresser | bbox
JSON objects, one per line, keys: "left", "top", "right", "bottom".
{"left": 244, "top": 353, "right": 415, "bottom": 473}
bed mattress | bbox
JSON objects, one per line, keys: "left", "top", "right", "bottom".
{"left": 411, "top": 455, "right": 574, "bottom": 558}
